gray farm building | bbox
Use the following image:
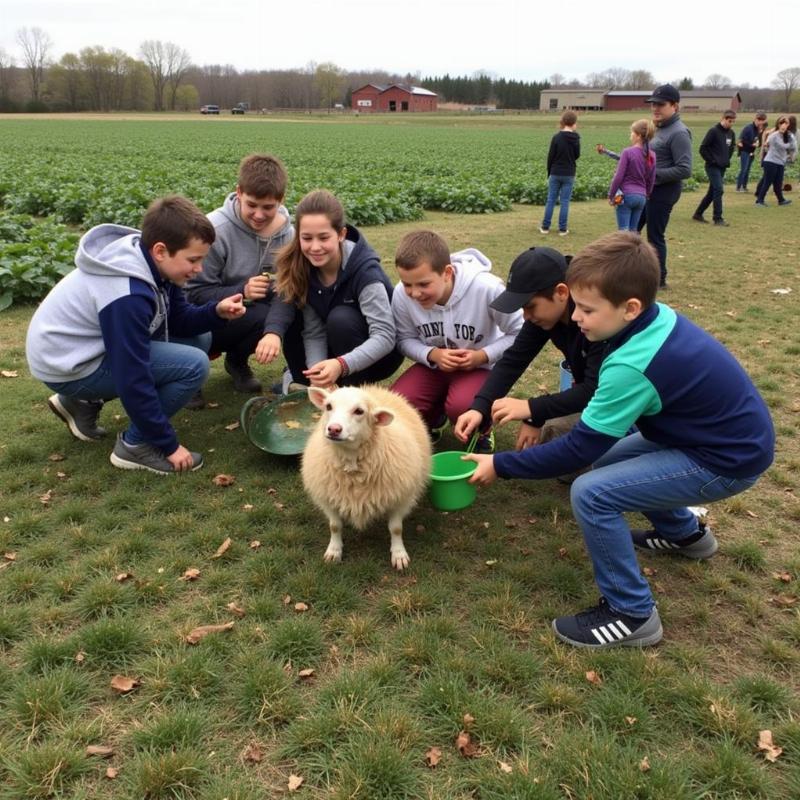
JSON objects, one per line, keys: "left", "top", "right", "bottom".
{"left": 540, "top": 88, "right": 742, "bottom": 113}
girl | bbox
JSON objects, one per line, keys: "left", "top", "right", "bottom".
{"left": 275, "top": 189, "right": 403, "bottom": 387}
{"left": 756, "top": 116, "right": 797, "bottom": 207}
{"left": 608, "top": 119, "right": 656, "bottom": 231}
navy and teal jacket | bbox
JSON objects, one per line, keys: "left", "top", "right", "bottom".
{"left": 494, "top": 303, "right": 774, "bottom": 481}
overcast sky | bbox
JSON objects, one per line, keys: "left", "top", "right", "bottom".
{"left": 2, "top": 0, "right": 796, "bottom": 89}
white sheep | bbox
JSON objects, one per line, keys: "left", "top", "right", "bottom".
{"left": 302, "top": 385, "right": 432, "bottom": 570}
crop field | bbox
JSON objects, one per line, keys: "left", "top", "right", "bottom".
{"left": 1, "top": 113, "right": 800, "bottom": 799}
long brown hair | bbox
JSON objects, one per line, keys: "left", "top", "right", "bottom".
{"left": 276, "top": 190, "right": 345, "bottom": 307}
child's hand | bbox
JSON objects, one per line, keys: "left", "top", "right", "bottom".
{"left": 216, "top": 294, "right": 246, "bottom": 319}
{"left": 491, "top": 397, "right": 531, "bottom": 427}
{"left": 463, "top": 453, "right": 497, "bottom": 486}
{"left": 454, "top": 410, "right": 483, "bottom": 443}
{"left": 167, "top": 444, "right": 196, "bottom": 472}
{"left": 303, "top": 358, "right": 342, "bottom": 387}
{"left": 459, "top": 349, "right": 488, "bottom": 370}
{"left": 515, "top": 422, "right": 541, "bottom": 450}
{"left": 254, "top": 333, "right": 281, "bottom": 364}
{"left": 429, "top": 348, "right": 462, "bottom": 372}
{"left": 244, "top": 274, "right": 270, "bottom": 301}
{"left": 595, "top": 143, "right": 606, "bottom": 154}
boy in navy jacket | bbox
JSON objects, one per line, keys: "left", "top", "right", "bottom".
{"left": 465, "top": 232, "right": 774, "bottom": 649}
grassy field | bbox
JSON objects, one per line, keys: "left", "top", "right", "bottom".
{"left": 1, "top": 114, "right": 799, "bottom": 799}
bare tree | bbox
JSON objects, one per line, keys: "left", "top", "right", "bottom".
{"left": 52, "top": 53, "right": 84, "bottom": 110}
{"left": 164, "top": 43, "right": 192, "bottom": 110}
{"left": 0, "top": 48, "right": 15, "bottom": 101}
{"left": 16, "top": 26, "right": 52, "bottom": 102}
{"left": 140, "top": 40, "right": 168, "bottom": 110}
{"left": 629, "top": 69, "right": 655, "bottom": 90}
{"left": 704, "top": 73, "right": 732, "bottom": 90}
{"left": 549, "top": 73, "right": 564, "bottom": 88}
{"left": 315, "top": 62, "right": 344, "bottom": 111}
{"left": 771, "top": 66, "right": 800, "bottom": 110}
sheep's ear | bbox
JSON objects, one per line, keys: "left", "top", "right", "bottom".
{"left": 307, "top": 386, "right": 329, "bottom": 409}
{"left": 373, "top": 408, "right": 395, "bottom": 427}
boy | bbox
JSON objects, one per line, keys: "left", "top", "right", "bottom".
{"left": 390, "top": 230, "right": 523, "bottom": 453}
{"left": 454, "top": 246, "right": 605, "bottom": 456}
{"left": 186, "top": 153, "right": 296, "bottom": 399}
{"left": 736, "top": 111, "right": 767, "bottom": 192}
{"left": 692, "top": 110, "right": 737, "bottom": 226}
{"left": 540, "top": 110, "right": 580, "bottom": 236}
{"left": 464, "top": 232, "right": 774, "bottom": 649}
{"left": 26, "top": 196, "right": 246, "bottom": 475}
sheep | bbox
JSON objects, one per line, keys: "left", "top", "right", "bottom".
{"left": 302, "top": 385, "right": 432, "bottom": 570}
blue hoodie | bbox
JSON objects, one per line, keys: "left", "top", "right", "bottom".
{"left": 26, "top": 224, "right": 223, "bottom": 454}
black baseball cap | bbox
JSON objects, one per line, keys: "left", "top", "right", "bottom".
{"left": 646, "top": 84, "right": 680, "bottom": 104}
{"left": 490, "top": 247, "right": 568, "bottom": 313}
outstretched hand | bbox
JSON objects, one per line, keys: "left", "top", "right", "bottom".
{"left": 216, "top": 294, "right": 246, "bottom": 319}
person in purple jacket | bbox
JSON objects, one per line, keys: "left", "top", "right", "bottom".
{"left": 608, "top": 119, "right": 656, "bottom": 231}
{"left": 26, "top": 196, "right": 246, "bottom": 475}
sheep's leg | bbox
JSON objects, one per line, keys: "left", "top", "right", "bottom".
{"left": 324, "top": 511, "right": 344, "bottom": 563}
{"left": 388, "top": 508, "right": 411, "bottom": 571}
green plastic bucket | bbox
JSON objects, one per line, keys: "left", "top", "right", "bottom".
{"left": 429, "top": 449, "right": 478, "bottom": 511}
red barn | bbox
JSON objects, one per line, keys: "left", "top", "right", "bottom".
{"left": 351, "top": 84, "right": 438, "bottom": 113}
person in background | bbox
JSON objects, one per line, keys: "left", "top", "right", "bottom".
{"left": 692, "top": 110, "right": 737, "bottom": 227}
{"left": 607, "top": 119, "right": 656, "bottom": 231}
{"left": 539, "top": 111, "right": 581, "bottom": 237}
{"left": 755, "top": 115, "right": 797, "bottom": 207}
{"left": 736, "top": 111, "right": 767, "bottom": 192}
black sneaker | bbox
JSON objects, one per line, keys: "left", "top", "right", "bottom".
{"left": 110, "top": 434, "right": 203, "bottom": 475}
{"left": 473, "top": 429, "right": 495, "bottom": 454}
{"left": 47, "top": 394, "right": 107, "bottom": 441}
{"left": 692, "top": 213, "right": 708, "bottom": 223}
{"left": 779, "top": 199, "right": 792, "bottom": 206}
{"left": 630, "top": 521, "right": 718, "bottom": 559}
{"left": 185, "top": 390, "right": 206, "bottom": 410}
{"left": 224, "top": 356, "right": 262, "bottom": 393}
{"left": 552, "top": 598, "right": 663, "bottom": 649}
{"left": 429, "top": 414, "right": 448, "bottom": 445}
{"left": 713, "top": 219, "right": 730, "bottom": 227}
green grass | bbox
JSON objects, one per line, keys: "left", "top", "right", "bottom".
{"left": 1, "top": 114, "right": 799, "bottom": 797}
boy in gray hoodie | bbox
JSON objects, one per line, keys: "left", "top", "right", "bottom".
{"left": 186, "top": 154, "right": 296, "bottom": 399}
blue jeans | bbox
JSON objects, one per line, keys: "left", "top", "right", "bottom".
{"left": 46, "top": 334, "right": 211, "bottom": 446}
{"left": 541, "top": 175, "right": 575, "bottom": 232}
{"left": 570, "top": 433, "right": 760, "bottom": 617}
{"left": 736, "top": 152, "right": 753, "bottom": 189}
{"left": 694, "top": 165, "right": 726, "bottom": 221}
{"left": 615, "top": 193, "right": 646, "bottom": 231}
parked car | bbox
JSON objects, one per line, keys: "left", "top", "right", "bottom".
{"left": 231, "top": 103, "right": 249, "bottom": 115}
{"left": 200, "top": 105, "right": 220, "bottom": 115}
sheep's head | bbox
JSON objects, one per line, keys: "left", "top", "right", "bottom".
{"left": 308, "top": 386, "right": 394, "bottom": 444}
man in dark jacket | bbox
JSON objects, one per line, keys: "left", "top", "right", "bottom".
{"left": 693, "top": 110, "right": 738, "bottom": 226}
{"left": 736, "top": 111, "right": 767, "bottom": 192}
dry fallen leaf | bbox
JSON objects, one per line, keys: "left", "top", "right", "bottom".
{"left": 74, "top": 650, "right": 86, "bottom": 664}
{"left": 772, "top": 571, "right": 792, "bottom": 583}
{"left": 212, "top": 474, "right": 236, "bottom": 487}
{"left": 226, "top": 602, "right": 246, "bottom": 618}
{"left": 463, "top": 713, "right": 475, "bottom": 727}
{"left": 242, "top": 743, "right": 263, "bottom": 763}
{"left": 770, "top": 594, "right": 798, "bottom": 608}
{"left": 456, "top": 730, "right": 480, "bottom": 758}
{"left": 757, "top": 730, "right": 783, "bottom": 762}
{"left": 115, "top": 572, "right": 133, "bottom": 582}
{"left": 625, "top": 716, "right": 637, "bottom": 726}
{"left": 3, "top": 552, "right": 16, "bottom": 562}
{"left": 207, "top": 401, "right": 220, "bottom": 409}
{"left": 283, "top": 594, "right": 292, "bottom": 605}
{"left": 86, "top": 745, "right": 114, "bottom": 758}
{"left": 294, "top": 602, "right": 309, "bottom": 612}
{"left": 425, "top": 746, "right": 442, "bottom": 767}
{"left": 185, "top": 621, "right": 235, "bottom": 645}
{"left": 110, "top": 675, "right": 140, "bottom": 694}
{"left": 1, "top": 370, "right": 19, "bottom": 378}
{"left": 585, "top": 670, "right": 603, "bottom": 686}
{"left": 211, "top": 537, "right": 232, "bottom": 558}
{"left": 249, "top": 540, "right": 261, "bottom": 549}
{"left": 643, "top": 566, "right": 657, "bottom": 577}
{"left": 224, "top": 421, "right": 240, "bottom": 431}
{"left": 48, "top": 453, "right": 65, "bottom": 462}
{"left": 243, "top": 503, "right": 254, "bottom": 511}
{"left": 640, "top": 756, "right": 651, "bottom": 772}
{"left": 558, "top": 547, "right": 568, "bottom": 559}
{"left": 298, "top": 668, "right": 315, "bottom": 679}
{"left": 105, "top": 767, "right": 118, "bottom": 779}
{"left": 179, "top": 568, "right": 201, "bottom": 581}
{"left": 39, "top": 489, "right": 53, "bottom": 506}
{"left": 745, "top": 509, "right": 759, "bottom": 519}
{"left": 288, "top": 774, "right": 304, "bottom": 791}
{"left": 498, "top": 760, "right": 513, "bottom": 774}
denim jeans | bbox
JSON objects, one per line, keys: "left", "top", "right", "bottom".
{"left": 695, "top": 165, "right": 726, "bottom": 221}
{"left": 569, "top": 433, "right": 760, "bottom": 617}
{"left": 736, "top": 152, "right": 753, "bottom": 189}
{"left": 541, "top": 174, "right": 575, "bottom": 231}
{"left": 637, "top": 181, "right": 682, "bottom": 284}
{"left": 756, "top": 162, "right": 786, "bottom": 204}
{"left": 45, "top": 334, "right": 212, "bottom": 446}
{"left": 615, "top": 192, "right": 646, "bottom": 231}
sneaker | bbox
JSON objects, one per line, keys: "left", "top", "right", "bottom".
{"left": 185, "top": 390, "right": 206, "bottom": 410}
{"left": 473, "top": 429, "right": 495, "bottom": 454}
{"left": 713, "top": 219, "right": 730, "bottom": 227}
{"left": 630, "top": 521, "right": 718, "bottom": 559}
{"left": 224, "top": 356, "right": 262, "bottom": 393}
{"left": 552, "top": 598, "right": 663, "bottom": 649}
{"left": 658, "top": 281, "right": 669, "bottom": 290}
{"left": 779, "top": 199, "right": 792, "bottom": 206}
{"left": 429, "top": 414, "right": 448, "bottom": 445}
{"left": 47, "top": 394, "right": 107, "bottom": 441}
{"left": 110, "top": 434, "right": 203, "bottom": 475}
{"left": 755, "top": 201, "right": 767, "bottom": 207}
{"left": 539, "top": 227, "right": 550, "bottom": 235}
{"left": 558, "top": 229, "right": 569, "bottom": 236}
{"left": 692, "top": 213, "right": 708, "bottom": 223}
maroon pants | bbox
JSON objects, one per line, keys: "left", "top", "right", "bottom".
{"left": 391, "top": 363, "right": 490, "bottom": 427}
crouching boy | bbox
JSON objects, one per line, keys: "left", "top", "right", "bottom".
{"left": 464, "top": 232, "right": 774, "bottom": 648}
{"left": 26, "top": 196, "right": 246, "bottom": 474}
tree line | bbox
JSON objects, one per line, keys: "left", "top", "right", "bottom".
{"left": 2, "top": 28, "right": 799, "bottom": 113}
